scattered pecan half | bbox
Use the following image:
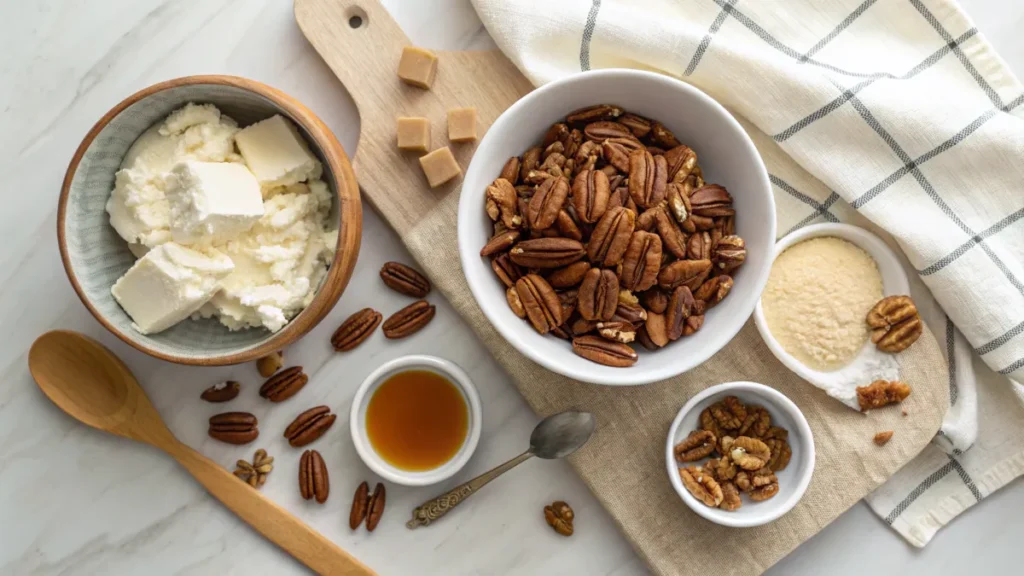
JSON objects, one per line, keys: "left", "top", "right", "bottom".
{"left": 366, "top": 483, "right": 386, "bottom": 531}
{"left": 209, "top": 412, "right": 258, "bottom": 444}
{"left": 283, "top": 406, "right": 336, "bottom": 447}
{"left": 299, "top": 449, "right": 329, "bottom": 503}
{"left": 382, "top": 301, "right": 436, "bottom": 339}
{"left": 874, "top": 431, "right": 895, "bottom": 446}
{"left": 349, "top": 481, "right": 369, "bottom": 530}
{"left": 331, "top": 308, "right": 383, "bottom": 351}
{"left": 200, "top": 380, "right": 240, "bottom": 403}
{"left": 543, "top": 500, "right": 575, "bottom": 536}
{"left": 259, "top": 366, "right": 308, "bottom": 403}
{"left": 380, "top": 262, "right": 431, "bottom": 298}
{"left": 866, "top": 295, "right": 923, "bottom": 353}
{"left": 857, "top": 380, "right": 912, "bottom": 411}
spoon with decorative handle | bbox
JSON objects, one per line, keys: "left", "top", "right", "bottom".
{"left": 28, "top": 330, "right": 375, "bottom": 576}
{"left": 407, "top": 410, "right": 595, "bottom": 528}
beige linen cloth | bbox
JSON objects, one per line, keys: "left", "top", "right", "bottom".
{"left": 466, "top": 0, "right": 1024, "bottom": 554}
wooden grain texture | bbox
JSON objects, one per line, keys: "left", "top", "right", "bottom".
{"left": 294, "top": 0, "right": 534, "bottom": 232}
{"left": 57, "top": 75, "right": 363, "bottom": 366}
{"left": 28, "top": 330, "right": 376, "bottom": 576}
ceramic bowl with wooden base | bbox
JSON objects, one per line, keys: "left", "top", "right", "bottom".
{"left": 457, "top": 69, "right": 776, "bottom": 386}
{"left": 58, "top": 75, "right": 361, "bottom": 365}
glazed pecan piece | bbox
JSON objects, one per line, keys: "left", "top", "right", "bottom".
{"left": 856, "top": 380, "right": 912, "bottom": 411}
{"left": 674, "top": 429, "right": 718, "bottom": 462}
{"left": 679, "top": 466, "right": 724, "bottom": 507}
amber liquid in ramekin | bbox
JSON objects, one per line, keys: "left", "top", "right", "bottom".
{"left": 366, "top": 370, "right": 468, "bottom": 471}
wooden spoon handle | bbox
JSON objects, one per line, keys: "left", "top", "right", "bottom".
{"left": 170, "top": 443, "right": 375, "bottom": 576}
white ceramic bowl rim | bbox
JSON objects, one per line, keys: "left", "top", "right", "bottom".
{"left": 665, "top": 382, "right": 815, "bottom": 527}
{"left": 458, "top": 68, "right": 776, "bottom": 386}
{"left": 350, "top": 355, "right": 483, "bottom": 486}
{"left": 753, "top": 223, "right": 910, "bottom": 386}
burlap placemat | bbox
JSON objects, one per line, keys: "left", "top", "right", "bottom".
{"left": 370, "top": 186, "right": 945, "bottom": 575}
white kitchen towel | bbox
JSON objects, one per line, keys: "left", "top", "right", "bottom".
{"left": 472, "top": 0, "right": 1024, "bottom": 547}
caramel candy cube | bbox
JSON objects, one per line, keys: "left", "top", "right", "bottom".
{"left": 397, "top": 117, "right": 431, "bottom": 152}
{"left": 418, "top": 147, "right": 462, "bottom": 188}
{"left": 397, "top": 46, "right": 438, "bottom": 89}
{"left": 447, "top": 107, "right": 478, "bottom": 142}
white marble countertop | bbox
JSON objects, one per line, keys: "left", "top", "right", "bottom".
{"left": 2, "top": 1, "right": 1023, "bottom": 574}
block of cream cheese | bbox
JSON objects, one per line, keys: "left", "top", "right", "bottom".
{"left": 111, "top": 243, "right": 234, "bottom": 334}
{"left": 166, "top": 161, "right": 264, "bottom": 246}
{"left": 234, "top": 115, "right": 322, "bottom": 188}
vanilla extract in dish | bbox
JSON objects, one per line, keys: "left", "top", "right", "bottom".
{"left": 365, "top": 370, "right": 469, "bottom": 471}
{"left": 760, "top": 236, "right": 882, "bottom": 371}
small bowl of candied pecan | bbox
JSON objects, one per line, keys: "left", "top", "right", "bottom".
{"left": 457, "top": 69, "right": 775, "bottom": 385}
{"left": 665, "top": 382, "right": 814, "bottom": 527}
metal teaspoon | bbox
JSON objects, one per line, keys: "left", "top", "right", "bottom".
{"left": 406, "top": 410, "right": 596, "bottom": 528}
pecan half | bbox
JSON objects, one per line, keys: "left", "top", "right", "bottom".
{"left": 683, "top": 314, "right": 704, "bottom": 336}
{"left": 730, "top": 436, "right": 771, "bottom": 470}
{"left": 544, "top": 500, "right": 575, "bottom": 537}
{"left": 528, "top": 175, "right": 570, "bottom": 230}
{"left": 542, "top": 122, "right": 569, "bottom": 149}
{"left": 284, "top": 406, "right": 337, "bottom": 447}
{"left": 674, "top": 429, "right": 717, "bottom": 462}
{"left": 766, "top": 438, "right": 792, "bottom": 471}
{"left": 737, "top": 405, "right": 770, "bottom": 437}
{"left": 666, "top": 182, "right": 692, "bottom": 224}
{"left": 713, "top": 235, "right": 746, "bottom": 271}
{"left": 299, "top": 449, "right": 329, "bottom": 504}
{"left": 687, "top": 231, "right": 712, "bottom": 261}
{"left": 866, "top": 296, "right": 923, "bottom": 353}
{"left": 516, "top": 274, "right": 562, "bottom": 334}
{"left": 546, "top": 261, "right": 591, "bottom": 289}
{"left": 654, "top": 207, "right": 687, "bottom": 259}
{"left": 613, "top": 302, "right": 648, "bottom": 326}
{"left": 500, "top": 156, "right": 521, "bottom": 184}
{"left": 644, "top": 312, "right": 669, "bottom": 348}
{"left": 209, "top": 412, "right": 259, "bottom": 444}
{"left": 694, "top": 275, "right": 733, "bottom": 308}
{"left": 578, "top": 268, "right": 619, "bottom": 321}
{"left": 480, "top": 230, "right": 521, "bottom": 257}
{"left": 571, "top": 169, "right": 610, "bottom": 224}
{"left": 658, "top": 259, "right": 712, "bottom": 291}
{"left": 506, "top": 286, "right": 526, "bottom": 318}
{"left": 619, "top": 231, "right": 662, "bottom": 292}
{"left": 666, "top": 286, "right": 695, "bottom": 341}
{"left": 720, "top": 481, "right": 742, "bottom": 511}
{"left": 856, "top": 380, "right": 911, "bottom": 411}
{"left": 491, "top": 253, "right": 524, "bottom": 288}
{"left": 200, "top": 380, "right": 240, "bottom": 403}
{"left": 520, "top": 147, "right": 542, "bottom": 182}
{"left": 555, "top": 210, "right": 582, "bottom": 241}
{"left": 331, "top": 308, "right": 383, "bottom": 351}
{"left": 689, "top": 184, "right": 735, "bottom": 217}
{"left": 485, "top": 178, "right": 522, "bottom": 230}
{"left": 587, "top": 206, "right": 635, "bottom": 266}
{"left": 583, "top": 120, "right": 634, "bottom": 143}
{"left": 382, "top": 301, "right": 436, "bottom": 338}
{"left": 349, "top": 481, "right": 369, "bottom": 530}
{"left": 571, "top": 335, "right": 638, "bottom": 367}
{"left": 366, "top": 482, "right": 386, "bottom": 531}
{"left": 510, "top": 238, "right": 586, "bottom": 268}
{"left": 602, "top": 137, "right": 643, "bottom": 172}
{"left": 618, "top": 113, "right": 652, "bottom": 138}
{"left": 680, "top": 466, "right": 724, "bottom": 507}
{"left": 650, "top": 121, "right": 681, "bottom": 148}
{"left": 873, "top": 431, "right": 895, "bottom": 446}
{"left": 259, "top": 366, "right": 308, "bottom": 403}
{"left": 664, "top": 145, "right": 697, "bottom": 182}
{"left": 628, "top": 149, "right": 667, "bottom": 209}
{"left": 380, "top": 262, "right": 431, "bottom": 298}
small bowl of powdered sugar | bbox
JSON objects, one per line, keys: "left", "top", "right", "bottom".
{"left": 753, "top": 223, "right": 909, "bottom": 410}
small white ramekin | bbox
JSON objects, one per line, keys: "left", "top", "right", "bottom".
{"left": 666, "top": 382, "right": 815, "bottom": 527}
{"left": 350, "top": 355, "right": 482, "bottom": 486}
{"left": 753, "top": 223, "right": 910, "bottom": 392}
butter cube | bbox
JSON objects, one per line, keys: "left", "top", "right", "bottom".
{"left": 166, "top": 161, "right": 264, "bottom": 246}
{"left": 235, "top": 115, "right": 322, "bottom": 188}
{"left": 397, "top": 117, "right": 431, "bottom": 152}
{"left": 447, "top": 108, "right": 477, "bottom": 142}
{"left": 418, "top": 146, "right": 461, "bottom": 188}
{"left": 397, "top": 46, "right": 438, "bottom": 89}
{"left": 111, "top": 243, "right": 235, "bottom": 334}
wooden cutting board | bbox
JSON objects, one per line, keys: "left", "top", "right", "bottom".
{"left": 294, "top": 0, "right": 533, "bottom": 232}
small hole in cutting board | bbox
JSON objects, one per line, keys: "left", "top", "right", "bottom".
{"left": 345, "top": 6, "right": 368, "bottom": 29}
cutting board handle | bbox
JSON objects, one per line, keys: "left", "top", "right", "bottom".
{"left": 295, "top": 0, "right": 411, "bottom": 121}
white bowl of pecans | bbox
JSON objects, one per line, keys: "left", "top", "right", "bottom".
{"left": 457, "top": 69, "right": 775, "bottom": 385}
{"left": 665, "top": 382, "right": 814, "bottom": 527}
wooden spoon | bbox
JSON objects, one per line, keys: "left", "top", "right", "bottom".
{"left": 28, "top": 330, "right": 375, "bottom": 576}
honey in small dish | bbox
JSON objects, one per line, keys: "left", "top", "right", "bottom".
{"left": 366, "top": 370, "right": 468, "bottom": 471}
